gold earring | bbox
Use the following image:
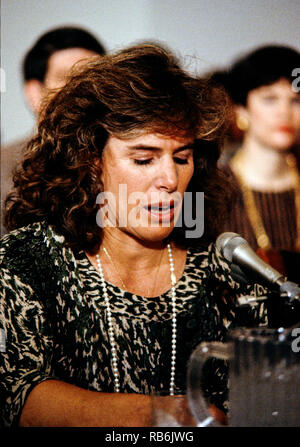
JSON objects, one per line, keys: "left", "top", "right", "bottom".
{"left": 236, "top": 115, "right": 249, "bottom": 131}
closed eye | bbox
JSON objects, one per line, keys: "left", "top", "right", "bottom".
{"left": 134, "top": 157, "right": 190, "bottom": 166}
{"left": 174, "top": 157, "right": 189, "bottom": 165}
{"left": 134, "top": 159, "right": 153, "bottom": 165}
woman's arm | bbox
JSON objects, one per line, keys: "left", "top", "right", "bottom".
{"left": 20, "top": 380, "right": 228, "bottom": 427}
{"left": 19, "top": 380, "right": 152, "bottom": 427}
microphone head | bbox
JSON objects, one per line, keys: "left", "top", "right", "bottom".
{"left": 216, "top": 232, "right": 285, "bottom": 286}
{"left": 216, "top": 232, "right": 247, "bottom": 262}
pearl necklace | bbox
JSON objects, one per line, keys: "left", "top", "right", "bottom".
{"left": 95, "top": 243, "right": 177, "bottom": 395}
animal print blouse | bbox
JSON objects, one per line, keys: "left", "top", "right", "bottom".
{"left": 0, "top": 222, "right": 266, "bottom": 426}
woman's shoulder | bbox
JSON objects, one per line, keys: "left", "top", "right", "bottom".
{"left": 0, "top": 221, "right": 67, "bottom": 271}
{"left": 188, "top": 241, "right": 229, "bottom": 267}
{"left": 187, "top": 241, "right": 237, "bottom": 285}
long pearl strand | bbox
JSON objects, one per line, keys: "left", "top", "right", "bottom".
{"left": 95, "top": 243, "right": 177, "bottom": 395}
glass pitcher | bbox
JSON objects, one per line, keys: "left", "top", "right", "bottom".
{"left": 187, "top": 326, "right": 300, "bottom": 427}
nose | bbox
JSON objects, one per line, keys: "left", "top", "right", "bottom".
{"left": 278, "top": 98, "right": 293, "bottom": 120}
{"left": 154, "top": 158, "right": 178, "bottom": 192}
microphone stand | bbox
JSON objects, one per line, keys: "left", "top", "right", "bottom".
{"left": 265, "top": 287, "right": 300, "bottom": 329}
{"left": 232, "top": 264, "right": 300, "bottom": 328}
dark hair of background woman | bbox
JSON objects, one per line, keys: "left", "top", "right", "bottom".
{"left": 213, "top": 44, "right": 300, "bottom": 106}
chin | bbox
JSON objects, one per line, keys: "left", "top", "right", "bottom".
{"left": 272, "top": 142, "right": 295, "bottom": 152}
{"left": 130, "top": 226, "right": 175, "bottom": 243}
{"left": 270, "top": 135, "right": 297, "bottom": 151}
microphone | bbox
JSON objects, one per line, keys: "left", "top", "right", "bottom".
{"left": 216, "top": 232, "right": 300, "bottom": 301}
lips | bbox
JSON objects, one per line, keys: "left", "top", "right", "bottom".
{"left": 147, "top": 201, "right": 175, "bottom": 212}
{"left": 277, "top": 125, "right": 294, "bottom": 133}
{"left": 144, "top": 200, "right": 177, "bottom": 223}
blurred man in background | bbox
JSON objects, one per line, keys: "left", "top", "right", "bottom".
{"left": 1, "top": 26, "right": 106, "bottom": 236}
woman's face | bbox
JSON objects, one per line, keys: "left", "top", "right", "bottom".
{"left": 98, "top": 132, "right": 194, "bottom": 243}
{"left": 240, "top": 78, "right": 300, "bottom": 151}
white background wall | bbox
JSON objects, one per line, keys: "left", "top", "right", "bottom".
{"left": 1, "top": 0, "right": 300, "bottom": 145}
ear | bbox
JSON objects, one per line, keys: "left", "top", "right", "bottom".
{"left": 235, "top": 105, "right": 249, "bottom": 132}
{"left": 24, "top": 79, "right": 44, "bottom": 116}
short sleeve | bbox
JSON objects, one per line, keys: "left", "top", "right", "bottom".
{"left": 0, "top": 267, "right": 55, "bottom": 427}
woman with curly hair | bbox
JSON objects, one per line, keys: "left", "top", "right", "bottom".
{"left": 0, "top": 44, "right": 264, "bottom": 427}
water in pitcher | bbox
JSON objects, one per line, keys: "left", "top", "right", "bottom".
{"left": 187, "top": 326, "right": 300, "bottom": 427}
{"left": 228, "top": 328, "right": 300, "bottom": 427}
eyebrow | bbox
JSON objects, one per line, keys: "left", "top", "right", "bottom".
{"left": 126, "top": 144, "right": 195, "bottom": 153}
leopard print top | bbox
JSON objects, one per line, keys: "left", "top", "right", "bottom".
{"left": 0, "top": 222, "right": 265, "bottom": 426}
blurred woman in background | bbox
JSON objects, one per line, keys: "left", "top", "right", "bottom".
{"left": 216, "top": 45, "right": 300, "bottom": 278}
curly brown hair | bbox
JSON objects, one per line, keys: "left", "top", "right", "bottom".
{"left": 5, "top": 44, "right": 231, "bottom": 253}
